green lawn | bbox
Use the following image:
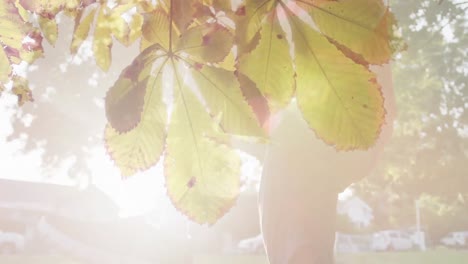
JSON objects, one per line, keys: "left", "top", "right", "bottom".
{"left": 194, "top": 249, "right": 468, "bottom": 264}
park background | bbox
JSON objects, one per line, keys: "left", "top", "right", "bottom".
{"left": 0, "top": 0, "right": 467, "bottom": 263}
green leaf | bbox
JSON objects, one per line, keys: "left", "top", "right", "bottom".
{"left": 189, "top": 64, "right": 265, "bottom": 137}
{"left": 71, "top": 8, "right": 97, "bottom": 54}
{"left": 38, "top": 15, "right": 58, "bottom": 45}
{"left": 238, "top": 10, "right": 295, "bottom": 109}
{"left": 165, "top": 68, "right": 240, "bottom": 224}
{"left": 105, "top": 75, "right": 166, "bottom": 177}
{"left": 290, "top": 13, "right": 385, "bottom": 150}
{"left": 298, "top": 0, "right": 402, "bottom": 64}
{"left": 176, "top": 23, "right": 233, "bottom": 63}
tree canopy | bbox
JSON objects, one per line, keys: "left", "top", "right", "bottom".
{"left": 1, "top": 0, "right": 403, "bottom": 224}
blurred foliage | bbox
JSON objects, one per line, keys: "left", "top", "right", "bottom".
{"left": 418, "top": 194, "right": 468, "bottom": 242}
{"left": 355, "top": 0, "right": 467, "bottom": 238}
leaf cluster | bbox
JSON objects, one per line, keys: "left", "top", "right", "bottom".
{"left": 0, "top": 0, "right": 404, "bottom": 224}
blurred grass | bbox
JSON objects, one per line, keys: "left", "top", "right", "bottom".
{"left": 195, "top": 249, "right": 468, "bottom": 264}
{"left": 0, "top": 256, "right": 83, "bottom": 264}
{"left": 336, "top": 249, "right": 468, "bottom": 264}
{"left": 2, "top": 250, "right": 468, "bottom": 264}
{"left": 194, "top": 255, "right": 269, "bottom": 264}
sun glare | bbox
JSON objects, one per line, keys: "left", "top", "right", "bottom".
{"left": 85, "top": 146, "right": 168, "bottom": 217}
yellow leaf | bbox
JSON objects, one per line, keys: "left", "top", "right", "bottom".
{"left": 203, "top": 0, "right": 232, "bottom": 12}
{"left": 110, "top": 19, "right": 130, "bottom": 45}
{"left": 109, "top": 5, "right": 132, "bottom": 45}
{"left": 0, "top": 47, "right": 11, "bottom": 83}
{"left": 14, "top": 0, "right": 29, "bottom": 21}
{"left": 166, "top": 136, "right": 240, "bottom": 225}
{"left": 165, "top": 69, "right": 240, "bottom": 224}
{"left": 162, "top": 0, "right": 197, "bottom": 34}
{"left": 216, "top": 50, "right": 236, "bottom": 71}
{"left": 126, "top": 12, "right": 143, "bottom": 45}
{"left": 0, "top": 2, "right": 31, "bottom": 48}
{"left": 238, "top": 10, "right": 294, "bottom": 109}
{"left": 235, "top": 0, "right": 276, "bottom": 54}
{"left": 19, "top": 0, "right": 79, "bottom": 18}
{"left": 38, "top": 16, "right": 58, "bottom": 45}
{"left": 11, "top": 76, "right": 33, "bottom": 106}
{"left": 18, "top": 31, "right": 44, "bottom": 63}
{"left": 0, "top": 1, "right": 43, "bottom": 64}
{"left": 300, "top": 0, "right": 402, "bottom": 64}
{"left": 71, "top": 8, "right": 97, "bottom": 54}
{"left": 290, "top": 13, "right": 385, "bottom": 150}
{"left": 105, "top": 75, "right": 166, "bottom": 177}
{"left": 137, "top": 1, "right": 158, "bottom": 13}
{"left": 237, "top": 73, "right": 271, "bottom": 128}
{"left": 93, "top": 7, "right": 113, "bottom": 71}
{"left": 142, "top": 7, "right": 172, "bottom": 50}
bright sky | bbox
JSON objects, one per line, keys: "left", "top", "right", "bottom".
{"left": 0, "top": 92, "right": 161, "bottom": 216}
